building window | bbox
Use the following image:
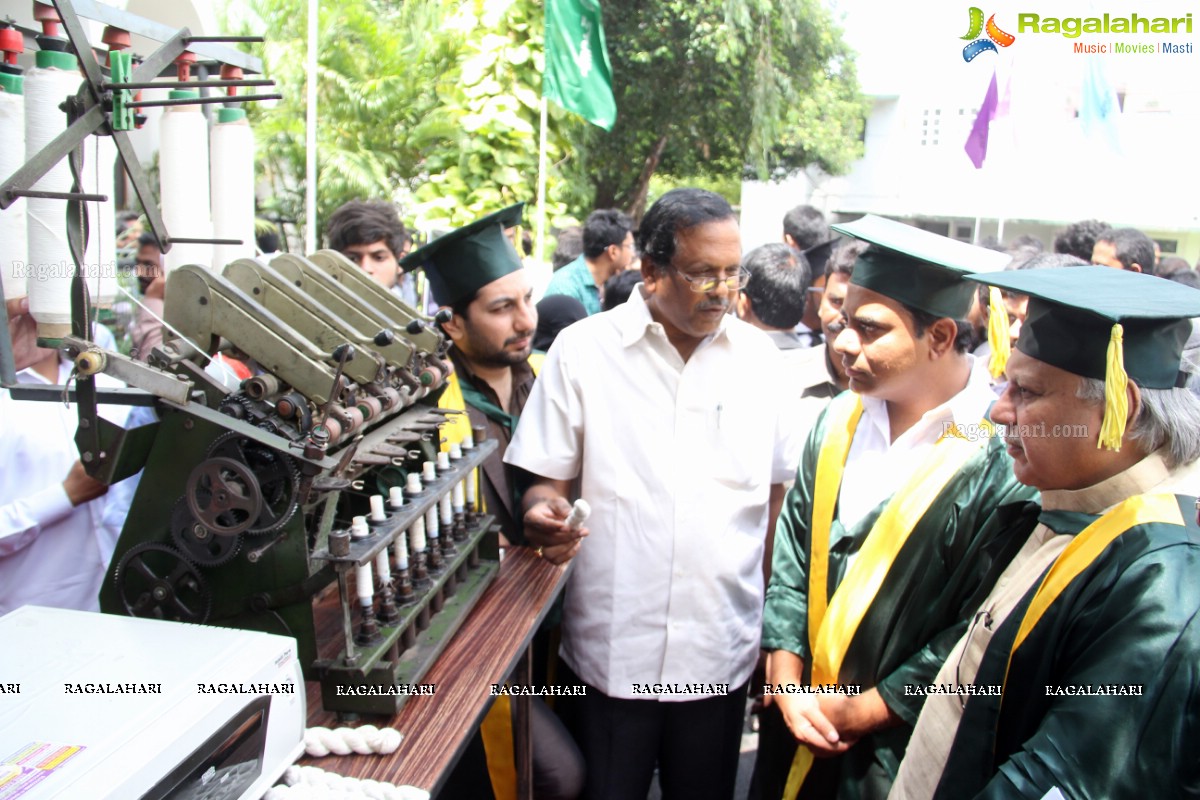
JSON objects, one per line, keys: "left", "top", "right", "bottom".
{"left": 921, "top": 108, "right": 942, "bottom": 146}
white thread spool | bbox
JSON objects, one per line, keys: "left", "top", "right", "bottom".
{"left": 421, "top": 461, "right": 437, "bottom": 483}
{"left": 375, "top": 548, "right": 391, "bottom": 584}
{"left": 405, "top": 473, "right": 423, "bottom": 495}
{"left": 462, "top": 432, "right": 475, "bottom": 450}
{"left": 159, "top": 93, "right": 213, "bottom": 273}
{"left": 565, "top": 499, "right": 591, "bottom": 531}
{"left": 0, "top": 87, "right": 28, "bottom": 302}
{"left": 81, "top": 134, "right": 116, "bottom": 308}
{"left": 388, "top": 486, "right": 404, "bottom": 510}
{"left": 351, "top": 516, "right": 373, "bottom": 602}
{"left": 409, "top": 516, "right": 426, "bottom": 553}
{"left": 351, "top": 516, "right": 369, "bottom": 539}
{"left": 448, "top": 443, "right": 463, "bottom": 461}
{"left": 393, "top": 530, "right": 409, "bottom": 570}
{"left": 356, "top": 560, "right": 374, "bottom": 606}
{"left": 440, "top": 493, "right": 453, "bottom": 527}
{"left": 436, "top": 451, "right": 450, "bottom": 472}
{"left": 465, "top": 469, "right": 477, "bottom": 509}
{"left": 369, "top": 494, "right": 387, "bottom": 522}
{"left": 210, "top": 109, "right": 255, "bottom": 269}
{"left": 452, "top": 481, "right": 465, "bottom": 515}
{"left": 425, "top": 507, "right": 439, "bottom": 541}
{"left": 25, "top": 60, "right": 80, "bottom": 338}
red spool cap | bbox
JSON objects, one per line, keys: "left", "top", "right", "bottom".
{"left": 219, "top": 63, "right": 243, "bottom": 96}
{"left": 32, "top": 1, "right": 61, "bottom": 37}
{"left": 0, "top": 24, "right": 24, "bottom": 65}
{"left": 102, "top": 26, "right": 130, "bottom": 51}
{"left": 175, "top": 50, "right": 197, "bottom": 81}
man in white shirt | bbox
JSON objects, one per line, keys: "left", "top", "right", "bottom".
{"left": 1, "top": 296, "right": 134, "bottom": 614}
{"left": 506, "top": 188, "right": 803, "bottom": 800}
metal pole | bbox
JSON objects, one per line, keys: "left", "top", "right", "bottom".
{"left": 305, "top": 0, "right": 319, "bottom": 253}
{"left": 535, "top": 97, "right": 549, "bottom": 266}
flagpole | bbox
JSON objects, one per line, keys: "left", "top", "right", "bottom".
{"left": 535, "top": 96, "right": 549, "bottom": 266}
{"left": 304, "top": 0, "right": 318, "bottom": 253}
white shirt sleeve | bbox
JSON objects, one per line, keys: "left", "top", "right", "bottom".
{"left": 505, "top": 335, "right": 585, "bottom": 481}
{"left": 0, "top": 483, "right": 75, "bottom": 557}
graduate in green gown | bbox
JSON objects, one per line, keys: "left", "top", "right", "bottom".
{"left": 755, "top": 216, "right": 1036, "bottom": 800}
{"left": 889, "top": 267, "right": 1200, "bottom": 800}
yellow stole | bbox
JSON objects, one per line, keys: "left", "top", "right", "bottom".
{"left": 785, "top": 394, "right": 992, "bottom": 799}
{"left": 1002, "top": 493, "right": 1184, "bottom": 693}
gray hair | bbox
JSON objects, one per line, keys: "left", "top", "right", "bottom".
{"left": 1076, "top": 363, "right": 1200, "bottom": 468}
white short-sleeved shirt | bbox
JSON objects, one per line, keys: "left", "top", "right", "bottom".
{"left": 0, "top": 360, "right": 135, "bottom": 614}
{"left": 505, "top": 287, "right": 803, "bottom": 700}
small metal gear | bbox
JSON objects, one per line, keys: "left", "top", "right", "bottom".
{"left": 170, "top": 499, "right": 243, "bottom": 567}
{"left": 114, "top": 542, "right": 213, "bottom": 623}
{"left": 186, "top": 456, "right": 262, "bottom": 536}
{"left": 207, "top": 432, "right": 301, "bottom": 535}
{"left": 217, "top": 393, "right": 256, "bottom": 421}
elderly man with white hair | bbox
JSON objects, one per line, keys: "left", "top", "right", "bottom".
{"left": 890, "top": 266, "right": 1200, "bottom": 800}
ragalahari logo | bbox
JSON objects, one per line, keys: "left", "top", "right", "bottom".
{"left": 962, "top": 8, "right": 1016, "bottom": 61}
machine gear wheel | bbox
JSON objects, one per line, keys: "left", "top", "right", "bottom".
{"left": 207, "top": 432, "right": 301, "bottom": 535}
{"left": 114, "top": 542, "right": 213, "bottom": 623}
{"left": 217, "top": 393, "right": 256, "bottom": 421}
{"left": 207, "top": 433, "right": 301, "bottom": 534}
{"left": 170, "top": 499, "right": 243, "bottom": 567}
{"left": 186, "top": 456, "right": 262, "bottom": 536}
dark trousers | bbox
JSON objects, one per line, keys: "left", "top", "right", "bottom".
{"left": 557, "top": 661, "right": 748, "bottom": 800}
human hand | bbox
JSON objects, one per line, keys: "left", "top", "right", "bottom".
{"left": 775, "top": 692, "right": 850, "bottom": 758}
{"left": 144, "top": 275, "right": 166, "bottom": 300}
{"left": 523, "top": 496, "right": 587, "bottom": 565}
{"left": 63, "top": 460, "right": 108, "bottom": 506}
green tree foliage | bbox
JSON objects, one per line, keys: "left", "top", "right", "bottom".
{"left": 564, "top": 0, "right": 866, "bottom": 218}
{"left": 240, "top": 0, "right": 570, "bottom": 240}
{"left": 409, "top": 0, "right": 571, "bottom": 226}
{"left": 236, "top": 0, "right": 861, "bottom": 237}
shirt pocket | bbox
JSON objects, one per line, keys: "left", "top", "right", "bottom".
{"left": 707, "top": 397, "right": 767, "bottom": 492}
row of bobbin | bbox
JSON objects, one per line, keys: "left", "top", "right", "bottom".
{"left": 339, "top": 424, "right": 486, "bottom": 648}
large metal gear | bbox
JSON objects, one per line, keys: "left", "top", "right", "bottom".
{"left": 186, "top": 456, "right": 262, "bottom": 536}
{"left": 207, "top": 432, "right": 301, "bottom": 535}
{"left": 114, "top": 542, "right": 213, "bottom": 623}
{"left": 170, "top": 499, "right": 243, "bottom": 567}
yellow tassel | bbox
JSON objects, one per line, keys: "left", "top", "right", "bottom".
{"left": 1097, "top": 323, "right": 1128, "bottom": 451}
{"left": 987, "top": 287, "right": 1011, "bottom": 379}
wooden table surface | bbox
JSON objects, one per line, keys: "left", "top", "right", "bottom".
{"left": 302, "top": 546, "right": 571, "bottom": 794}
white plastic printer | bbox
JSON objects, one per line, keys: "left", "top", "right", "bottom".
{"left": 0, "top": 606, "right": 305, "bottom": 799}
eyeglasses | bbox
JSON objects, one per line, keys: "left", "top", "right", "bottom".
{"left": 954, "top": 608, "right": 993, "bottom": 709}
{"left": 669, "top": 265, "right": 750, "bottom": 293}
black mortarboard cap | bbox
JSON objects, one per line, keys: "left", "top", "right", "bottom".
{"left": 400, "top": 203, "right": 525, "bottom": 306}
{"left": 969, "top": 266, "right": 1200, "bottom": 449}
{"left": 831, "top": 215, "right": 1010, "bottom": 318}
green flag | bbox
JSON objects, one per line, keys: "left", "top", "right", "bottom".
{"left": 544, "top": 0, "right": 617, "bottom": 131}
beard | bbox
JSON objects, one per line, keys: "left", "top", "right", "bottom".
{"left": 461, "top": 330, "right": 532, "bottom": 370}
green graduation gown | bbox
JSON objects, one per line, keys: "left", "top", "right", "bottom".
{"left": 756, "top": 396, "right": 1037, "bottom": 800}
{"left": 933, "top": 495, "right": 1200, "bottom": 799}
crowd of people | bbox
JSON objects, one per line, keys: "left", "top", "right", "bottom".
{"left": 4, "top": 189, "right": 1200, "bottom": 800}
{"left": 397, "top": 191, "right": 1200, "bottom": 800}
